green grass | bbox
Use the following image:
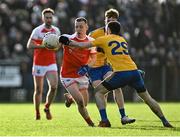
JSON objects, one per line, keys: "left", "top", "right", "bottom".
{"left": 0, "top": 103, "right": 180, "bottom": 136}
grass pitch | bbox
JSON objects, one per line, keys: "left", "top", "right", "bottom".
{"left": 0, "top": 103, "right": 179, "bottom": 136}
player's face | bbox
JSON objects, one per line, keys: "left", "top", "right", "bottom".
{"left": 105, "top": 17, "right": 117, "bottom": 25}
{"left": 42, "top": 12, "right": 53, "bottom": 28}
{"left": 75, "top": 21, "right": 88, "bottom": 38}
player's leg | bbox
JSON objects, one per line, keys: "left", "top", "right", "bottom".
{"left": 64, "top": 92, "right": 74, "bottom": 108}
{"left": 66, "top": 83, "right": 94, "bottom": 126}
{"left": 79, "top": 88, "right": 89, "bottom": 107}
{"left": 131, "top": 70, "right": 173, "bottom": 128}
{"left": 113, "top": 88, "right": 136, "bottom": 125}
{"left": 94, "top": 84, "right": 111, "bottom": 127}
{"left": 138, "top": 91, "right": 173, "bottom": 128}
{"left": 44, "top": 71, "right": 58, "bottom": 120}
{"left": 33, "top": 76, "right": 44, "bottom": 120}
{"left": 104, "top": 71, "right": 135, "bottom": 125}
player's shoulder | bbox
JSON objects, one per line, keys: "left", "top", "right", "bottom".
{"left": 51, "top": 25, "right": 60, "bottom": 32}
{"left": 89, "top": 27, "right": 105, "bottom": 39}
{"left": 89, "top": 27, "right": 105, "bottom": 34}
{"left": 33, "top": 24, "right": 44, "bottom": 31}
{"left": 86, "top": 35, "right": 94, "bottom": 41}
{"left": 62, "top": 33, "right": 75, "bottom": 39}
{"left": 91, "top": 27, "right": 105, "bottom": 33}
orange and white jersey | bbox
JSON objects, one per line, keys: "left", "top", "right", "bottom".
{"left": 30, "top": 23, "right": 60, "bottom": 66}
{"left": 61, "top": 33, "right": 96, "bottom": 78}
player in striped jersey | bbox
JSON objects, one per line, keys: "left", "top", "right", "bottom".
{"left": 27, "top": 8, "right": 60, "bottom": 120}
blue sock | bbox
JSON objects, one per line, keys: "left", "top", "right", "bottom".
{"left": 99, "top": 109, "right": 108, "bottom": 121}
{"left": 119, "top": 108, "right": 126, "bottom": 118}
{"left": 160, "top": 116, "right": 168, "bottom": 124}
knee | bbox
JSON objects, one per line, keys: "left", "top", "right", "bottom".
{"left": 50, "top": 85, "right": 57, "bottom": 92}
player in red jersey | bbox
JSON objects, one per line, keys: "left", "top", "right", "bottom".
{"left": 60, "top": 17, "right": 96, "bottom": 126}
{"left": 27, "top": 8, "right": 60, "bottom": 120}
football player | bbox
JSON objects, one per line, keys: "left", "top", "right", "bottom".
{"left": 27, "top": 8, "right": 60, "bottom": 120}
{"left": 59, "top": 17, "right": 96, "bottom": 126}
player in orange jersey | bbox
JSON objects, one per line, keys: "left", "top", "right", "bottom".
{"left": 60, "top": 17, "right": 96, "bottom": 126}
{"left": 27, "top": 8, "right": 60, "bottom": 120}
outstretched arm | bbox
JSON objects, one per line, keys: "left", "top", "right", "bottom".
{"left": 70, "top": 41, "right": 92, "bottom": 48}
{"left": 59, "top": 35, "right": 93, "bottom": 48}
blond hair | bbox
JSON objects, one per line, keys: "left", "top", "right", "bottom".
{"left": 42, "top": 8, "right": 54, "bottom": 16}
{"left": 105, "top": 8, "right": 119, "bottom": 19}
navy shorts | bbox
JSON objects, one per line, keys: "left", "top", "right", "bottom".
{"left": 102, "top": 70, "right": 146, "bottom": 93}
{"left": 88, "top": 65, "right": 112, "bottom": 82}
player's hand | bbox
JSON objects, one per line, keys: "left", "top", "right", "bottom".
{"left": 59, "top": 35, "right": 71, "bottom": 45}
{"left": 44, "top": 43, "right": 55, "bottom": 49}
{"left": 78, "top": 65, "right": 90, "bottom": 76}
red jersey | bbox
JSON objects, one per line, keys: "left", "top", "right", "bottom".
{"left": 61, "top": 33, "right": 96, "bottom": 78}
{"left": 30, "top": 24, "right": 60, "bottom": 66}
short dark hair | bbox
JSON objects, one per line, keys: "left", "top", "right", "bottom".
{"left": 107, "top": 21, "right": 121, "bottom": 35}
{"left": 75, "top": 17, "right": 87, "bottom": 24}
{"left": 105, "top": 8, "right": 119, "bottom": 19}
{"left": 42, "top": 8, "right": 54, "bottom": 15}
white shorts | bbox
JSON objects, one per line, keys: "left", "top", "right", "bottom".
{"left": 32, "top": 64, "right": 57, "bottom": 77}
{"left": 60, "top": 76, "right": 89, "bottom": 89}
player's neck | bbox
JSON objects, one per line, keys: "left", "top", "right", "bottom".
{"left": 76, "top": 34, "right": 86, "bottom": 40}
{"left": 44, "top": 24, "right": 52, "bottom": 29}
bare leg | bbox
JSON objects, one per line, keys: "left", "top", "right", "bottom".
{"left": 94, "top": 84, "right": 111, "bottom": 127}
{"left": 93, "top": 80, "right": 107, "bottom": 108}
{"left": 138, "top": 91, "right": 165, "bottom": 117}
{"left": 104, "top": 72, "right": 136, "bottom": 124}
{"left": 45, "top": 71, "right": 58, "bottom": 107}
{"left": 138, "top": 90, "right": 173, "bottom": 128}
{"left": 113, "top": 88, "right": 124, "bottom": 109}
{"left": 33, "top": 76, "right": 44, "bottom": 120}
{"left": 43, "top": 71, "right": 58, "bottom": 120}
{"left": 66, "top": 83, "right": 94, "bottom": 126}
{"left": 79, "top": 88, "right": 89, "bottom": 107}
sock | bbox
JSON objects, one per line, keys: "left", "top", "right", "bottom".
{"left": 119, "top": 108, "right": 126, "bottom": 118}
{"left": 99, "top": 109, "right": 108, "bottom": 121}
{"left": 160, "top": 116, "right": 168, "bottom": 124}
{"left": 45, "top": 103, "right": 50, "bottom": 109}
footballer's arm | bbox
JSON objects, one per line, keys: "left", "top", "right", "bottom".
{"left": 27, "top": 39, "right": 45, "bottom": 49}
{"left": 69, "top": 41, "right": 93, "bottom": 49}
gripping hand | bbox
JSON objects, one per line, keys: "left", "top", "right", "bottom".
{"left": 59, "top": 35, "right": 71, "bottom": 45}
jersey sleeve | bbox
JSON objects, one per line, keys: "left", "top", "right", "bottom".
{"left": 91, "top": 37, "right": 104, "bottom": 48}
{"left": 55, "top": 27, "right": 61, "bottom": 36}
{"left": 88, "top": 31, "right": 95, "bottom": 38}
{"left": 30, "top": 28, "right": 39, "bottom": 40}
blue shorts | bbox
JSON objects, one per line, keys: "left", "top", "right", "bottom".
{"left": 88, "top": 65, "right": 112, "bottom": 82}
{"left": 102, "top": 70, "right": 146, "bottom": 93}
